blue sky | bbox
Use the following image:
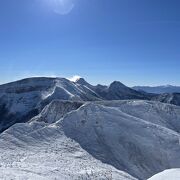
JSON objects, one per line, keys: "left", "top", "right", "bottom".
{"left": 0, "top": 0, "right": 180, "bottom": 86}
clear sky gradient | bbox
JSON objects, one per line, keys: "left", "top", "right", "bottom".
{"left": 0, "top": 0, "right": 180, "bottom": 86}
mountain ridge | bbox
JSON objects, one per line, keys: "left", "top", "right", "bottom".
{"left": 1, "top": 76, "right": 180, "bottom": 133}
{"left": 0, "top": 76, "right": 180, "bottom": 179}
{"left": 133, "top": 85, "right": 180, "bottom": 94}
{"left": 1, "top": 100, "right": 180, "bottom": 179}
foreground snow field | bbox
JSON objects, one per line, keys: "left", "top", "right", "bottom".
{"left": 0, "top": 100, "right": 180, "bottom": 179}
{"left": 148, "top": 169, "right": 180, "bottom": 180}
{"left": 0, "top": 122, "right": 136, "bottom": 180}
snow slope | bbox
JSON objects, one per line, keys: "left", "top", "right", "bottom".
{"left": 148, "top": 169, "right": 180, "bottom": 180}
{"left": 152, "top": 93, "right": 180, "bottom": 107}
{"left": 97, "top": 100, "right": 180, "bottom": 133}
{"left": 0, "top": 100, "right": 180, "bottom": 179}
{"left": 61, "top": 101, "right": 180, "bottom": 179}
{"left": 0, "top": 77, "right": 100, "bottom": 132}
{"left": 0, "top": 122, "right": 136, "bottom": 180}
{"left": 30, "top": 100, "right": 83, "bottom": 124}
{"left": 1, "top": 77, "right": 180, "bottom": 179}
{"left": 0, "top": 77, "right": 150, "bottom": 133}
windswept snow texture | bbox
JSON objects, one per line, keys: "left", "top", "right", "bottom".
{"left": 148, "top": 169, "right": 180, "bottom": 180}
{"left": 0, "top": 100, "right": 180, "bottom": 179}
{"left": 30, "top": 100, "right": 83, "bottom": 124}
{"left": 0, "top": 122, "right": 136, "bottom": 180}
{"left": 0, "top": 77, "right": 99, "bottom": 132}
{"left": 61, "top": 101, "right": 180, "bottom": 179}
{"left": 97, "top": 100, "right": 180, "bottom": 133}
{"left": 152, "top": 93, "right": 180, "bottom": 107}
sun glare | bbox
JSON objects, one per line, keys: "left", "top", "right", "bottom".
{"left": 44, "top": 0, "right": 75, "bottom": 15}
{"left": 68, "top": 75, "right": 81, "bottom": 82}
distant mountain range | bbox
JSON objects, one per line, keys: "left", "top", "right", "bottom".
{"left": 0, "top": 77, "right": 180, "bottom": 133}
{"left": 133, "top": 85, "right": 180, "bottom": 94}
{"left": 0, "top": 77, "right": 148, "bottom": 132}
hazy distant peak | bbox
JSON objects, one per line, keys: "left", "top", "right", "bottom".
{"left": 133, "top": 85, "right": 180, "bottom": 94}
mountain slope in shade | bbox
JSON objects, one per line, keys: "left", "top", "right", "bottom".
{"left": 30, "top": 100, "right": 84, "bottom": 124}
{"left": 0, "top": 77, "right": 100, "bottom": 133}
{"left": 133, "top": 85, "right": 180, "bottom": 94}
{"left": 153, "top": 93, "right": 180, "bottom": 107}
{"left": 148, "top": 169, "right": 180, "bottom": 180}
{"left": 1, "top": 100, "right": 180, "bottom": 179}
{"left": 100, "top": 81, "right": 151, "bottom": 100}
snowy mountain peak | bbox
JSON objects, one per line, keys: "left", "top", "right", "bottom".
{"left": 68, "top": 75, "right": 81, "bottom": 82}
{"left": 1, "top": 76, "right": 180, "bottom": 179}
{"left": 109, "top": 81, "right": 127, "bottom": 89}
{"left": 75, "top": 77, "right": 89, "bottom": 85}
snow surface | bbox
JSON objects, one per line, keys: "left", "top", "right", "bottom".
{"left": 97, "top": 100, "right": 180, "bottom": 133}
{"left": 60, "top": 101, "right": 180, "bottom": 179}
{"left": 0, "top": 121, "right": 136, "bottom": 180}
{"left": 148, "top": 169, "right": 180, "bottom": 180}
{"left": 1, "top": 77, "right": 180, "bottom": 179}
{"left": 0, "top": 100, "right": 180, "bottom": 179}
{"left": 30, "top": 100, "right": 83, "bottom": 124}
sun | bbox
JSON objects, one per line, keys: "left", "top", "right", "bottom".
{"left": 45, "top": 0, "right": 75, "bottom": 15}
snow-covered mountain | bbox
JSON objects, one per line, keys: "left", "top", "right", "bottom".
{"left": 0, "top": 77, "right": 100, "bottom": 133}
{"left": 0, "top": 100, "right": 180, "bottom": 179}
{"left": 1, "top": 77, "right": 180, "bottom": 179}
{"left": 133, "top": 85, "right": 180, "bottom": 94}
{"left": 0, "top": 120, "right": 136, "bottom": 180}
{"left": 75, "top": 78, "right": 150, "bottom": 100}
{"left": 153, "top": 93, "right": 180, "bottom": 107}
{"left": 0, "top": 77, "right": 149, "bottom": 133}
{"left": 30, "top": 100, "right": 84, "bottom": 124}
{"left": 61, "top": 101, "right": 180, "bottom": 179}
{"left": 95, "top": 81, "right": 151, "bottom": 100}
